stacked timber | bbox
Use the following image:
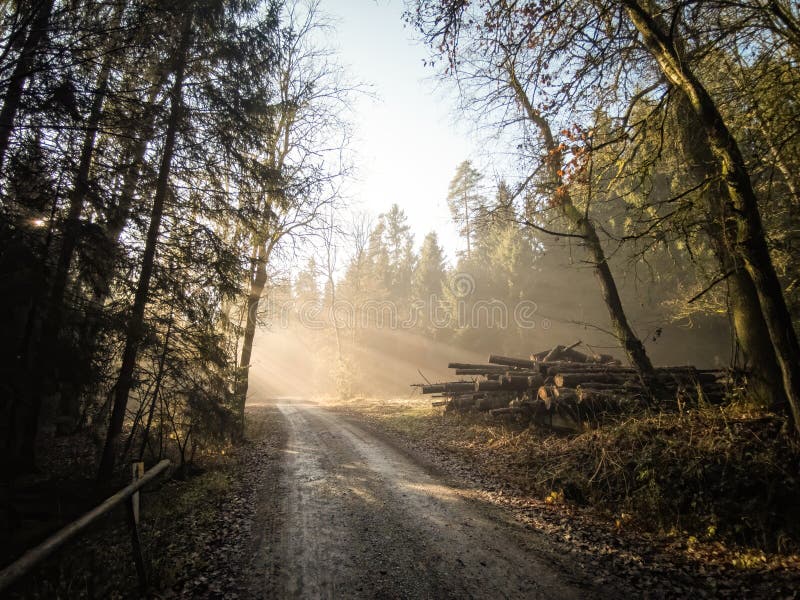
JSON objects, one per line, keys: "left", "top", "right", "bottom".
{"left": 411, "top": 341, "right": 731, "bottom": 431}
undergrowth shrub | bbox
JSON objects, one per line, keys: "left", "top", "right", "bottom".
{"left": 537, "top": 407, "right": 800, "bottom": 551}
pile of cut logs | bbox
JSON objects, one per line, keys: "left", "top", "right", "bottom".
{"left": 412, "top": 342, "right": 730, "bottom": 431}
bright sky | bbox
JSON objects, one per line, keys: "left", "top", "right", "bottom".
{"left": 320, "top": 0, "right": 479, "bottom": 262}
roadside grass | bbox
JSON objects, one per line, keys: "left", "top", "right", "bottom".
{"left": 324, "top": 396, "right": 800, "bottom": 559}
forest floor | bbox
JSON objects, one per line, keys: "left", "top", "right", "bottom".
{"left": 4, "top": 397, "right": 799, "bottom": 598}
{"left": 321, "top": 396, "right": 800, "bottom": 599}
{"left": 1, "top": 408, "right": 282, "bottom": 599}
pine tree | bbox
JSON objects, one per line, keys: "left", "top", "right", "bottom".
{"left": 413, "top": 231, "right": 447, "bottom": 336}
{"left": 382, "top": 204, "right": 415, "bottom": 307}
{"left": 98, "top": 4, "right": 195, "bottom": 482}
{"left": 294, "top": 258, "right": 320, "bottom": 308}
{"left": 446, "top": 160, "right": 485, "bottom": 259}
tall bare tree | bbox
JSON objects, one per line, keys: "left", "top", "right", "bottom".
{"left": 234, "top": 0, "right": 353, "bottom": 425}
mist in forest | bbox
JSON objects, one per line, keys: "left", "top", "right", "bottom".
{"left": 248, "top": 326, "right": 485, "bottom": 399}
{"left": 249, "top": 218, "right": 732, "bottom": 399}
{"left": 248, "top": 317, "right": 730, "bottom": 400}
{"left": 253, "top": 163, "right": 739, "bottom": 400}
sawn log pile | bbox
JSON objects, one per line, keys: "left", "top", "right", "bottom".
{"left": 412, "top": 342, "right": 731, "bottom": 431}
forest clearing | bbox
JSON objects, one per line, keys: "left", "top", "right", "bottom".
{"left": 2, "top": 0, "right": 800, "bottom": 597}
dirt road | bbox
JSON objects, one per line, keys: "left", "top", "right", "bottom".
{"left": 244, "top": 400, "right": 595, "bottom": 599}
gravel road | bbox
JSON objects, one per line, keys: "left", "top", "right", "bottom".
{"left": 244, "top": 399, "right": 596, "bottom": 599}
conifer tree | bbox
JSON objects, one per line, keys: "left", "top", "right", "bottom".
{"left": 446, "top": 160, "right": 485, "bottom": 259}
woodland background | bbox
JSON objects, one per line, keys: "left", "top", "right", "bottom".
{"left": 0, "top": 0, "right": 799, "bottom": 481}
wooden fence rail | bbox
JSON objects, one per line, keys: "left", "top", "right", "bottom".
{"left": 0, "top": 459, "right": 171, "bottom": 594}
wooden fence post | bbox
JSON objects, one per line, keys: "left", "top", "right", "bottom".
{"left": 127, "top": 461, "right": 147, "bottom": 592}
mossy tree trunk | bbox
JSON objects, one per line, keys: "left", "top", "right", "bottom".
{"left": 624, "top": 0, "right": 800, "bottom": 431}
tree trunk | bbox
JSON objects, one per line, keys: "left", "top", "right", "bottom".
{"left": 80, "top": 76, "right": 165, "bottom": 325}
{"left": 47, "top": 5, "right": 120, "bottom": 326}
{"left": 139, "top": 315, "right": 172, "bottom": 461}
{"left": 0, "top": 0, "right": 55, "bottom": 170}
{"left": 97, "top": 10, "right": 193, "bottom": 481}
{"left": 463, "top": 191, "right": 471, "bottom": 259}
{"left": 236, "top": 240, "right": 269, "bottom": 435}
{"left": 624, "top": 0, "right": 800, "bottom": 431}
{"left": 672, "top": 90, "right": 787, "bottom": 407}
{"left": 103, "top": 81, "right": 164, "bottom": 249}
{"left": 239, "top": 241, "right": 269, "bottom": 370}
{"left": 574, "top": 212, "right": 654, "bottom": 377}
{"left": 38, "top": 33, "right": 115, "bottom": 371}
{"left": 506, "top": 64, "right": 655, "bottom": 378}
{"left": 325, "top": 221, "right": 344, "bottom": 368}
